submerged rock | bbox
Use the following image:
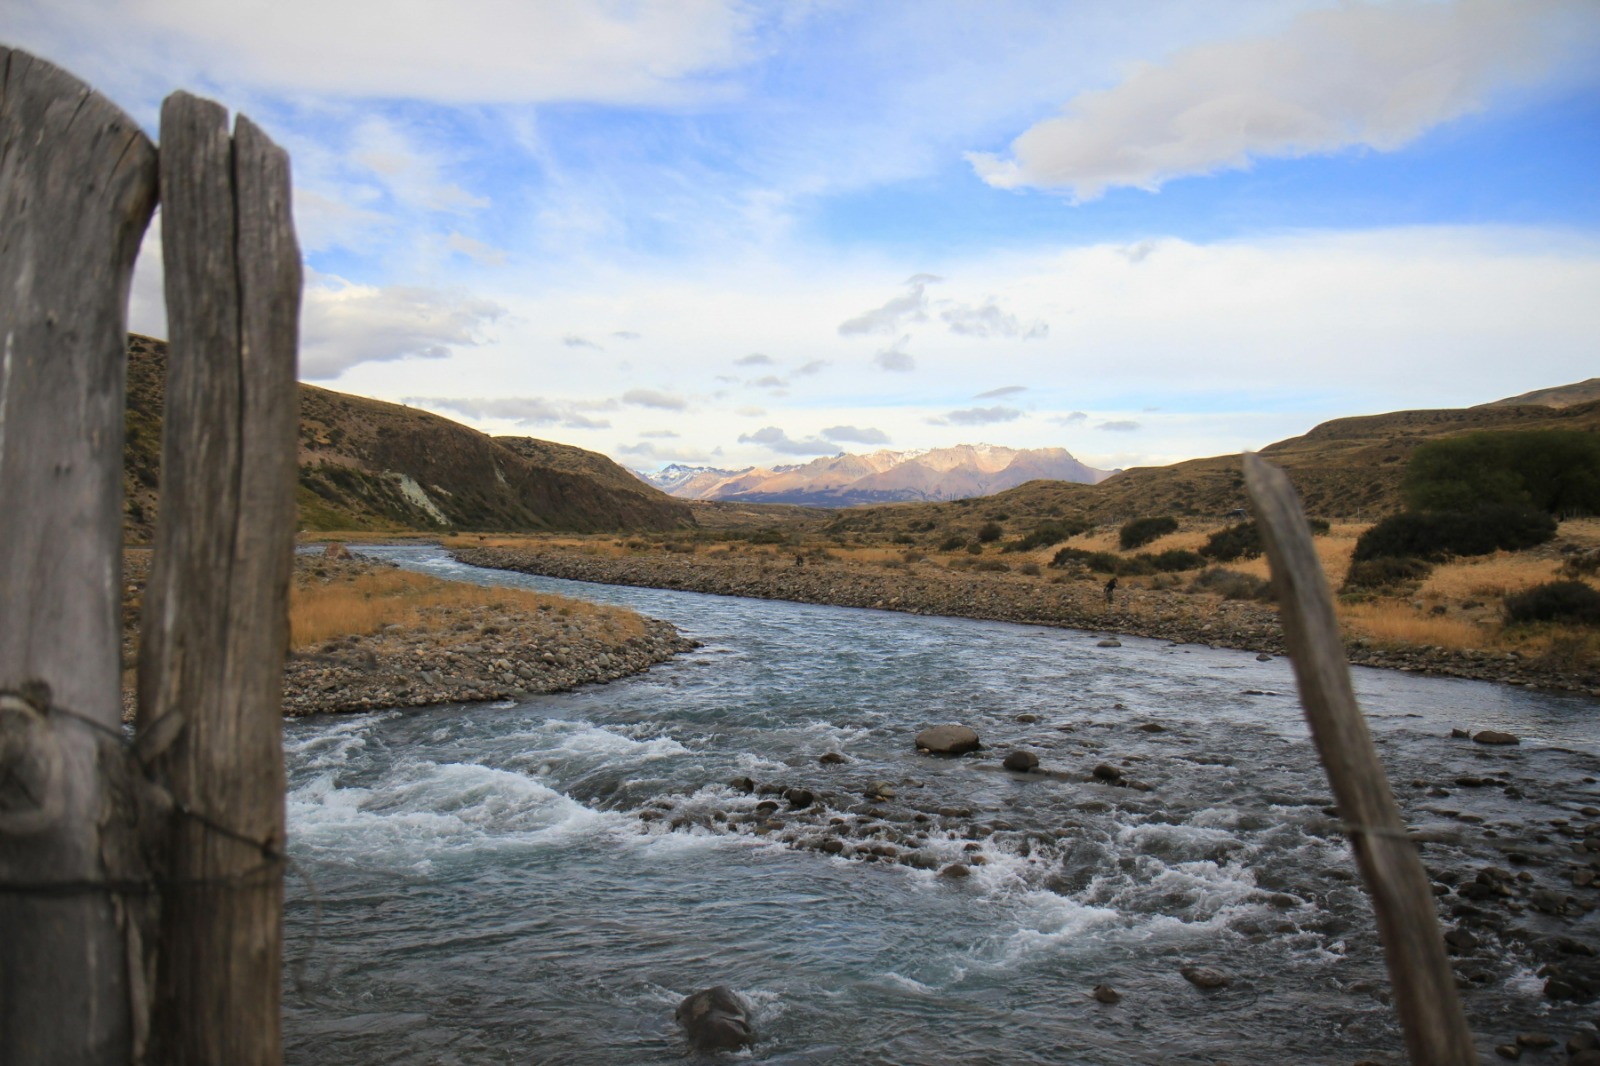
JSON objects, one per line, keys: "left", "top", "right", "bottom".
{"left": 1002, "top": 750, "right": 1040, "bottom": 773}
{"left": 676, "top": 985, "right": 754, "bottom": 1051}
{"left": 1473, "top": 730, "right": 1521, "bottom": 746}
{"left": 1090, "top": 984, "right": 1122, "bottom": 1004}
{"left": 1180, "top": 965, "right": 1231, "bottom": 990}
{"left": 916, "top": 724, "right": 980, "bottom": 755}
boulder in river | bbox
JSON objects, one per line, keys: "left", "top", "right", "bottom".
{"left": 1473, "top": 730, "right": 1521, "bottom": 746}
{"left": 1090, "top": 984, "right": 1122, "bottom": 1004}
{"left": 676, "top": 985, "right": 754, "bottom": 1051}
{"left": 1003, "top": 750, "right": 1040, "bottom": 773}
{"left": 1180, "top": 965, "right": 1231, "bottom": 990}
{"left": 916, "top": 724, "right": 980, "bottom": 755}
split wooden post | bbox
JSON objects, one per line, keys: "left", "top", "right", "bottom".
{"left": 0, "top": 47, "right": 159, "bottom": 1065}
{"left": 1244, "top": 453, "right": 1477, "bottom": 1065}
{"left": 135, "top": 93, "right": 301, "bottom": 1065}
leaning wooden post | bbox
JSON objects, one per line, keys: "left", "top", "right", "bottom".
{"left": 0, "top": 47, "right": 159, "bottom": 1064}
{"left": 1244, "top": 453, "right": 1477, "bottom": 1065}
{"left": 136, "top": 92, "right": 301, "bottom": 1065}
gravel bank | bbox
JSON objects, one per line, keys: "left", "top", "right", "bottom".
{"left": 120, "top": 550, "right": 696, "bottom": 717}
{"left": 451, "top": 545, "right": 1600, "bottom": 697}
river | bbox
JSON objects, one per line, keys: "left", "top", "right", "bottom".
{"left": 281, "top": 545, "right": 1600, "bottom": 1064}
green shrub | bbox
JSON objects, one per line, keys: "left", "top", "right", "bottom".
{"left": 939, "top": 535, "right": 967, "bottom": 552}
{"left": 977, "top": 521, "right": 1003, "bottom": 543}
{"left": 1145, "top": 548, "right": 1206, "bottom": 572}
{"left": 1003, "top": 518, "right": 1092, "bottom": 553}
{"left": 1189, "top": 567, "right": 1273, "bottom": 601}
{"left": 1200, "top": 522, "right": 1262, "bottom": 563}
{"left": 1019, "top": 562, "right": 1042, "bottom": 577}
{"left": 891, "top": 533, "right": 916, "bottom": 544}
{"left": 1404, "top": 430, "right": 1600, "bottom": 516}
{"left": 1342, "top": 556, "right": 1434, "bottom": 591}
{"left": 966, "top": 542, "right": 984, "bottom": 555}
{"left": 1503, "top": 581, "right": 1600, "bottom": 625}
{"left": 973, "top": 559, "right": 1011, "bottom": 573}
{"left": 1119, "top": 515, "right": 1178, "bottom": 550}
{"left": 1352, "top": 506, "right": 1556, "bottom": 562}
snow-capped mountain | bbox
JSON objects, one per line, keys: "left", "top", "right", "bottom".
{"left": 632, "top": 445, "right": 1114, "bottom": 507}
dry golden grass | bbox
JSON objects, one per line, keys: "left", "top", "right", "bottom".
{"left": 1419, "top": 554, "right": 1567, "bottom": 601}
{"left": 1337, "top": 601, "right": 1488, "bottom": 650}
{"left": 290, "top": 567, "right": 642, "bottom": 649}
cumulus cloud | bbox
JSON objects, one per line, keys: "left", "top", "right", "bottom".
{"left": 736, "top": 352, "right": 774, "bottom": 366}
{"left": 873, "top": 334, "right": 916, "bottom": 372}
{"left": 795, "top": 359, "right": 829, "bottom": 376}
{"left": 618, "top": 441, "right": 717, "bottom": 464}
{"left": 968, "top": 0, "right": 1580, "bottom": 200}
{"left": 410, "top": 395, "right": 611, "bottom": 430}
{"left": 639, "top": 429, "right": 681, "bottom": 439}
{"left": 941, "top": 300, "right": 1048, "bottom": 339}
{"left": 1097, "top": 420, "right": 1141, "bottom": 432}
{"left": 737, "top": 426, "right": 839, "bottom": 455}
{"left": 622, "top": 388, "right": 688, "bottom": 410}
{"left": 838, "top": 274, "right": 941, "bottom": 335}
{"left": 1051, "top": 411, "right": 1089, "bottom": 425}
{"left": 976, "top": 385, "right": 1027, "bottom": 398}
{"left": 822, "top": 425, "right": 891, "bottom": 445}
{"left": 944, "top": 405, "right": 1023, "bottom": 426}
{"left": 750, "top": 375, "right": 789, "bottom": 389}
{"left": 299, "top": 269, "right": 505, "bottom": 379}
{"left": 563, "top": 334, "right": 602, "bottom": 349}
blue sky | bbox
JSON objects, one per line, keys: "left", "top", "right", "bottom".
{"left": 10, "top": 0, "right": 1600, "bottom": 472}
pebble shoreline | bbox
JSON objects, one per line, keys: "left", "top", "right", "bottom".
{"left": 451, "top": 545, "right": 1600, "bottom": 697}
{"left": 120, "top": 551, "right": 696, "bottom": 718}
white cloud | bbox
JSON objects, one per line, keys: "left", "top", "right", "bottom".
{"left": 43, "top": 0, "right": 756, "bottom": 106}
{"left": 945, "top": 405, "right": 1023, "bottom": 426}
{"left": 612, "top": 330, "right": 642, "bottom": 341}
{"left": 838, "top": 275, "right": 938, "bottom": 335}
{"left": 447, "top": 232, "right": 508, "bottom": 266}
{"left": 639, "top": 429, "right": 681, "bottom": 439}
{"left": 940, "top": 299, "right": 1048, "bottom": 339}
{"left": 795, "top": 359, "right": 829, "bottom": 376}
{"left": 564, "top": 335, "right": 603, "bottom": 349}
{"left": 412, "top": 396, "right": 612, "bottom": 430}
{"left": 969, "top": 0, "right": 1589, "bottom": 199}
{"left": 1097, "top": 420, "right": 1141, "bottom": 432}
{"left": 750, "top": 375, "right": 788, "bottom": 389}
{"left": 1051, "top": 411, "right": 1089, "bottom": 425}
{"left": 350, "top": 116, "right": 490, "bottom": 214}
{"left": 736, "top": 426, "right": 838, "bottom": 455}
{"left": 873, "top": 334, "right": 915, "bottom": 372}
{"left": 976, "top": 385, "right": 1027, "bottom": 399}
{"left": 299, "top": 270, "right": 505, "bottom": 379}
{"left": 618, "top": 441, "right": 717, "bottom": 463}
{"left": 622, "top": 388, "right": 689, "bottom": 410}
{"left": 736, "top": 352, "right": 774, "bottom": 366}
{"left": 822, "top": 425, "right": 891, "bottom": 445}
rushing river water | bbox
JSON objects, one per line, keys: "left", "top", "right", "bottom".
{"left": 282, "top": 546, "right": 1600, "bottom": 1065}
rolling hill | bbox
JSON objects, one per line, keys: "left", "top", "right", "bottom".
{"left": 121, "top": 334, "right": 693, "bottom": 541}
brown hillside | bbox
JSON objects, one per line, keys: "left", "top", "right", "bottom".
{"left": 123, "top": 335, "right": 694, "bottom": 541}
{"left": 824, "top": 398, "right": 1600, "bottom": 536}
{"left": 1481, "top": 378, "right": 1600, "bottom": 409}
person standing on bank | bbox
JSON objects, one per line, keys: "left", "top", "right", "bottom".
{"left": 1104, "top": 576, "right": 1117, "bottom": 604}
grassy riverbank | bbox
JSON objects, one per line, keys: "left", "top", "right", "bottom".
{"left": 120, "top": 548, "right": 695, "bottom": 716}
{"left": 444, "top": 517, "right": 1600, "bottom": 697}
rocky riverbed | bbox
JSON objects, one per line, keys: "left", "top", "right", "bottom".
{"left": 120, "top": 549, "right": 696, "bottom": 717}
{"left": 451, "top": 544, "right": 1600, "bottom": 697}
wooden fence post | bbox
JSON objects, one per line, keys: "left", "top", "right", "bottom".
{"left": 1244, "top": 453, "right": 1478, "bottom": 1065}
{"left": 0, "top": 47, "right": 159, "bottom": 1065}
{"left": 135, "top": 92, "right": 301, "bottom": 1064}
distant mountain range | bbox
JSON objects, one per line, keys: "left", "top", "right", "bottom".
{"left": 635, "top": 444, "right": 1115, "bottom": 507}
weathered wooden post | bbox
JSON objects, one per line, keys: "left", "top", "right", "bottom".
{"left": 0, "top": 47, "right": 159, "bottom": 1065}
{"left": 137, "top": 93, "right": 301, "bottom": 1064}
{"left": 1244, "top": 453, "right": 1478, "bottom": 1065}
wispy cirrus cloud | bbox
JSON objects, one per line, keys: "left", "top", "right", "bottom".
{"left": 299, "top": 269, "right": 505, "bottom": 379}
{"left": 975, "top": 385, "right": 1027, "bottom": 399}
{"left": 838, "top": 274, "right": 940, "bottom": 335}
{"left": 410, "top": 395, "right": 612, "bottom": 430}
{"left": 1096, "top": 419, "right": 1141, "bottom": 432}
{"left": 940, "top": 405, "right": 1022, "bottom": 426}
{"left": 622, "top": 388, "right": 689, "bottom": 410}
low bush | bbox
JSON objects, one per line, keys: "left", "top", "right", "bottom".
{"left": 1003, "top": 518, "right": 1092, "bottom": 553}
{"left": 1342, "top": 556, "right": 1434, "bottom": 591}
{"left": 1352, "top": 506, "right": 1556, "bottom": 562}
{"left": 1404, "top": 429, "right": 1600, "bottom": 516}
{"left": 966, "top": 542, "right": 984, "bottom": 555}
{"left": 977, "top": 521, "right": 1003, "bottom": 543}
{"left": 1200, "top": 522, "right": 1261, "bottom": 563}
{"left": 939, "top": 535, "right": 967, "bottom": 552}
{"left": 1146, "top": 548, "right": 1206, "bottom": 572}
{"left": 1503, "top": 581, "right": 1600, "bottom": 626}
{"left": 1119, "top": 515, "right": 1178, "bottom": 551}
{"left": 973, "top": 559, "right": 1011, "bottom": 573}
{"left": 1019, "top": 562, "right": 1042, "bottom": 577}
{"left": 1189, "top": 567, "right": 1273, "bottom": 601}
